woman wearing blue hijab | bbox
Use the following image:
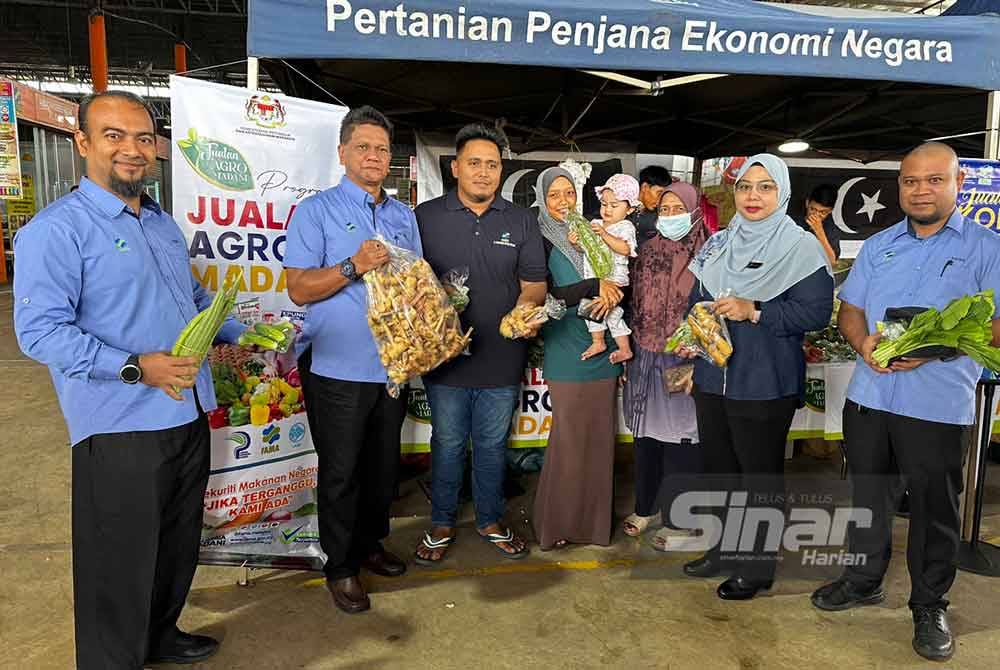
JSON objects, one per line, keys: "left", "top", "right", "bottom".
{"left": 680, "top": 154, "right": 834, "bottom": 600}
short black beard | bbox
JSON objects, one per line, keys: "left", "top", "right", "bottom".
{"left": 109, "top": 174, "right": 146, "bottom": 199}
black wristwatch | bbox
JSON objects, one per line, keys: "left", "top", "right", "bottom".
{"left": 120, "top": 354, "right": 143, "bottom": 384}
{"left": 340, "top": 257, "right": 360, "bottom": 281}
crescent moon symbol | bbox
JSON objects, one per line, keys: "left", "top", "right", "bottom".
{"left": 502, "top": 168, "right": 536, "bottom": 204}
{"left": 831, "top": 177, "right": 864, "bottom": 234}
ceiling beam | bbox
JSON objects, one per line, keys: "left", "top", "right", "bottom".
{"left": 699, "top": 98, "right": 790, "bottom": 154}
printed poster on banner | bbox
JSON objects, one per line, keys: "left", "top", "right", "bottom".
{"left": 0, "top": 80, "right": 22, "bottom": 199}
{"left": 959, "top": 158, "right": 1000, "bottom": 232}
{"left": 170, "top": 76, "right": 346, "bottom": 568}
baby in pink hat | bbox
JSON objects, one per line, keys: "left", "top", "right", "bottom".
{"left": 569, "top": 173, "right": 639, "bottom": 364}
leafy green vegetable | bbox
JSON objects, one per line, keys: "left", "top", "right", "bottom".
{"left": 872, "top": 291, "right": 1000, "bottom": 371}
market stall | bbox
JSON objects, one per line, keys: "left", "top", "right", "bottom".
{"left": 186, "top": 0, "right": 1000, "bottom": 568}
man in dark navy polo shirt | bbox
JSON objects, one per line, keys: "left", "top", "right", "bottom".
{"left": 413, "top": 124, "right": 547, "bottom": 564}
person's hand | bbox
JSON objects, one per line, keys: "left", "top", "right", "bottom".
{"left": 587, "top": 296, "right": 612, "bottom": 321}
{"left": 138, "top": 352, "right": 201, "bottom": 401}
{"left": 568, "top": 229, "right": 581, "bottom": 249}
{"left": 860, "top": 332, "right": 891, "bottom": 374}
{"left": 889, "top": 357, "right": 929, "bottom": 372}
{"left": 352, "top": 239, "right": 389, "bottom": 275}
{"left": 714, "top": 296, "right": 755, "bottom": 322}
{"left": 590, "top": 221, "right": 606, "bottom": 236}
{"left": 598, "top": 279, "right": 623, "bottom": 307}
{"left": 674, "top": 346, "right": 699, "bottom": 360}
{"left": 806, "top": 211, "right": 825, "bottom": 234}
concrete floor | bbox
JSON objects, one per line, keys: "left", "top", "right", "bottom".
{"left": 4, "top": 286, "right": 1000, "bottom": 670}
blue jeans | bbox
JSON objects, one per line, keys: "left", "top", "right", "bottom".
{"left": 424, "top": 383, "right": 520, "bottom": 529}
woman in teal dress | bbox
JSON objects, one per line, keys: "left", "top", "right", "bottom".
{"left": 531, "top": 167, "right": 625, "bottom": 550}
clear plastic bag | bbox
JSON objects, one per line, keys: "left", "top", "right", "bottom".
{"left": 499, "top": 294, "right": 567, "bottom": 339}
{"left": 364, "top": 236, "right": 473, "bottom": 397}
{"left": 665, "top": 301, "right": 733, "bottom": 367}
{"left": 663, "top": 363, "right": 694, "bottom": 394}
{"left": 441, "top": 266, "right": 470, "bottom": 313}
{"left": 576, "top": 298, "right": 604, "bottom": 324}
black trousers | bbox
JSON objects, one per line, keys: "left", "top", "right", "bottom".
{"left": 633, "top": 437, "right": 702, "bottom": 526}
{"left": 72, "top": 415, "right": 209, "bottom": 670}
{"left": 842, "top": 401, "right": 968, "bottom": 609}
{"left": 693, "top": 389, "right": 798, "bottom": 581}
{"left": 299, "top": 350, "right": 406, "bottom": 580}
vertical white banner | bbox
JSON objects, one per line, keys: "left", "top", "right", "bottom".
{"left": 170, "top": 76, "right": 347, "bottom": 567}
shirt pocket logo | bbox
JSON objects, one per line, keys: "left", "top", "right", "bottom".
{"left": 493, "top": 231, "right": 517, "bottom": 248}
{"left": 114, "top": 237, "right": 130, "bottom": 252}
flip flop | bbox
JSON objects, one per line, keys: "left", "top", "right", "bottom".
{"left": 413, "top": 531, "right": 455, "bottom": 567}
{"left": 623, "top": 513, "right": 657, "bottom": 537}
{"left": 480, "top": 528, "right": 529, "bottom": 560}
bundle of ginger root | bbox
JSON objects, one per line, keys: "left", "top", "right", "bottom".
{"left": 365, "top": 254, "right": 472, "bottom": 386}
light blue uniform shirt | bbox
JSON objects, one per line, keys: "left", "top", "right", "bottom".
{"left": 13, "top": 177, "right": 246, "bottom": 445}
{"left": 283, "top": 177, "right": 422, "bottom": 383}
{"left": 839, "top": 209, "right": 1000, "bottom": 425}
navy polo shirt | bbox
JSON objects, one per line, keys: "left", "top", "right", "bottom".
{"left": 416, "top": 190, "right": 547, "bottom": 388}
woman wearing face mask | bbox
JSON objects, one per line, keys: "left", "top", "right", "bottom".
{"left": 532, "top": 166, "right": 626, "bottom": 551}
{"left": 621, "top": 182, "right": 709, "bottom": 550}
{"left": 680, "top": 154, "right": 834, "bottom": 600}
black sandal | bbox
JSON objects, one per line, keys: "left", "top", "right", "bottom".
{"left": 480, "top": 528, "right": 529, "bottom": 560}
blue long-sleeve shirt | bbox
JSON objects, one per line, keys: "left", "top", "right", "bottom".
{"left": 13, "top": 177, "right": 245, "bottom": 445}
{"left": 691, "top": 268, "right": 834, "bottom": 402}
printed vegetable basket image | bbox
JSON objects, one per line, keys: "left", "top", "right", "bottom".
{"left": 206, "top": 345, "right": 305, "bottom": 429}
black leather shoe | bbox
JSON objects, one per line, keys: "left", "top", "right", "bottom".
{"left": 147, "top": 631, "right": 220, "bottom": 665}
{"left": 912, "top": 606, "right": 954, "bottom": 661}
{"left": 362, "top": 549, "right": 407, "bottom": 577}
{"left": 717, "top": 576, "right": 773, "bottom": 601}
{"left": 326, "top": 576, "right": 371, "bottom": 614}
{"left": 811, "top": 579, "right": 885, "bottom": 612}
{"left": 683, "top": 554, "right": 722, "bottom": 578}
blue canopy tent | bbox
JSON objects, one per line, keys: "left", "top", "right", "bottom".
{"left": 245, "top": 0, "right": 999, "bottom": 159}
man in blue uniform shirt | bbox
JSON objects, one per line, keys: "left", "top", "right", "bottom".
{"left": 811, "top": 143, "right": 1000, "bottom": 662}
{"left": 285, "top": 106, "right": 420, "bottom": 614}
{"left": 14, "top": 91, "right": 244, "bottom": 669}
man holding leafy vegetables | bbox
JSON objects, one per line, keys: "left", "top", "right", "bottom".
{"left": 810, "top": 142, "right": 1000, "bottom": 662}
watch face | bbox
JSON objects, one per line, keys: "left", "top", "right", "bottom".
{"left": 121, "top": 365, "right": 141, "bottom": 384}
{"left": 342, "top": 259, "right": 357, "bottom": 280}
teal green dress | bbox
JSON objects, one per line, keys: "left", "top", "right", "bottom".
{"left": 533, "top": 248, "right": 621, "bottom": 549}
{"left": 542, "top": 249, "right": 622, "bottom": 382}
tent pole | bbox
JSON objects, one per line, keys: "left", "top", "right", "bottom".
{"left": 986, "top": 91, "right": 999, "bottom": 160}
{"left": 247, "top": 57, "right": 259, "bottom": 91}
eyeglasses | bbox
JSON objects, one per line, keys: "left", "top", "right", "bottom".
{"left": 658, "top": 205, "right": 688, "bottom": 215}
{"left": 735, "top": 181, "right": 778, "bottom": 195}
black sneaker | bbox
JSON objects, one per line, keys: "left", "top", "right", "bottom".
{"left": 810, "top": 579, "right": 885, "bottom": 612}
{"left": 912, "top": 606, "right": 954, "bottom": 662}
